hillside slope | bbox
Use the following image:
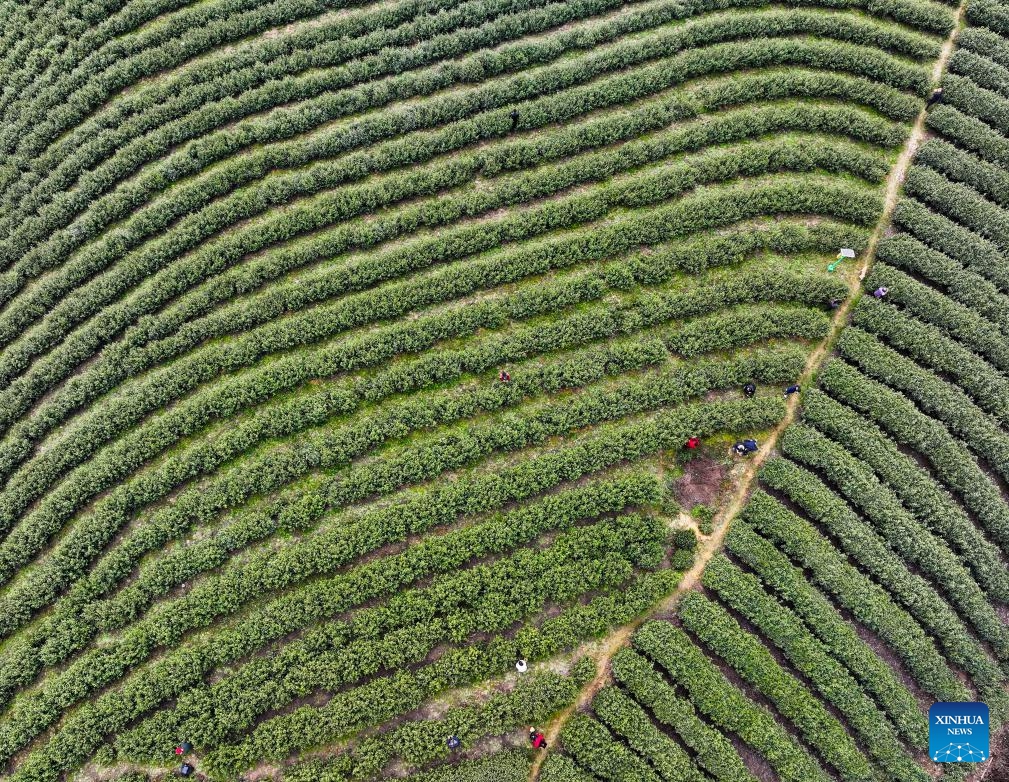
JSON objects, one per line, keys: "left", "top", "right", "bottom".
{"left": 0, "top": 0, "right": 979, "bottom": 779}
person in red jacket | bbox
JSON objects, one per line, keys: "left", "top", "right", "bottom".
{"left": 685, "top": 436, "right": 700, "bottom": 450}
{"left": 529, "top": 727, "right": 547, "bottom": 749}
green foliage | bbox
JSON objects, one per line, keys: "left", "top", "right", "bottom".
{"left": 801, "top": 389, "right": 1009, "bottom": 602}
{"left": 0, "top": 190, "right": 857, "bottom": 535}
{"left": 701, "top": 556, "right": 928, "bottom": 782}
{"left": 571, "top": 656, "right": 598, "bottom": 688}
{"left": 19, "top": 567, "right": 681, "bottom": 782}
{"left": 0, "top": 344, "right": 797, "bottom": 653}
{"left": 902, "top": 164, "right": 1009, "bottom": 252}
{"left": 0, "top": 84, "right": 890, "bottom": 394}
{"left": 402, "top": 750, "right": 531, "bottom": 782}
{"left": 663, "top": 303, "right": 831, "bottom": 357}
{"left": 967, "top": 0, "right": 1009, "bottom": 37}
{"left": 915, "top": 137, "right": 1009, "bottom": 208}
{"left": 674, "top": 528, "right": 698, "bottom": 552}
{"left": 0, "top": 2, "right": 911, "bottom": 302}
{"left": 0, "top": 219, "right": 847, "bottom": 488}
{"left": 0, "top": 0, "right": 954, "bottom": 778}
{"left": 836, "top": 327, "right": 1009, "bottom": 483}
{"left": 891, "top": 198, "right": 1009, "bottom": 291}
{"left": 203, "top": 571, "right": 681, "bottom": 777}
{"left": 949, "top": 48, "right": 1009, "bottom": 99}
{"left": 942, "top": 72, "right": 1009, "bottom": 135}
{"left": 864, "top": 258, "right": 1009, "bottom": 368}
{"left": 780, "top": 422, "right": 1009, "bottom": 657}
{"left": 850, "top": 294, "right": 1009, "bottom": 420}
{"left": 723, "top": 520, "right": 929, "bottom": 746}
{"left": 610, "top": 649, "right": 757, "bottom": 781}
{"left": 11, "top": 478, "right": 659, "bottom": 762}
{"left": 816, "top": 358, "right": 1009, "bottom": 556}
{"left": 741, "top": 488, "right": 969, "bottom": 703}
{"left": 678, "top": 592, "right": 880, "bottom": 782}
{"left": 759, "top": 458, "right": 1009, "bottom": 715}
{"left": 559, "top": 714, "right": 663, "bottom": 782}
{"left": 671, "top": 529, "right": 698, "bottom": 571}
{"left": 0, "top": 0, "right": 333, "bottom": 171}
{"left": 633, "top": 621, "right": 831, "bottom": 782}
{"left": 166, "top": 514, "right": 656, "bottom": 755}
{"left": 925, "top": 104, "right": 1009, "bottom": 168}
{"left": 876, "top": 233, "right": 1009, "bottom": 327}
{"left": 870, "top": 40, "right": 1009, "bottom": 723}
{"left": 959, "top": 26, "right": 1009, "bottom": 68}
{"left": 5, "top": 397, "right": 783, "bottom": 779}
{"left": 282, "top": 672, "right": 570, "bottom": 780}
{"left": 0, "top": 251, "right": 824, "bottom": 628}
{"left": 689, "top": 505, "right": 714, "bottom": 525}
{"left": 592, "top": 686, "right": 704, "bottom": 782}
{"left": 540, "top": 755, "right": 601, "bottom": 782}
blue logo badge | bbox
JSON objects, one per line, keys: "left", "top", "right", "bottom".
{"left": 930, "top": 702, "right": 989, "bottom": 763}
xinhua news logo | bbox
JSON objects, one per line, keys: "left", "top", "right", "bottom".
{"left": 929, "top": 702, "right": 989, "bottom": 763}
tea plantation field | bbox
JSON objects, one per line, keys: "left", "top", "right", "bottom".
{"left": 0, "top": 0, "right": 1003, "bottom": 779}
{"left": 544, "top": 1, "right": 1009, "bottom": 781}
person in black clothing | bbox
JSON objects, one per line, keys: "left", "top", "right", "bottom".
{"left": 733, "top": 439, "right": 758, "bottom": 456}
{"left": 509, "top": 108, "right": 520, "bottom": 130}
{"left": 447, "top": 735, "right": 461, "bottom": 750}
{"left": 829, "top": 297, "right": 842, "bottom": 309}
{"left": 743, "top": 382, "right": 756, "bottom": 398}
{"left": 179, "top": 763, "right": 194, "bottom": 778}
{"left": 926, "top": 87, "right": 943, "bottom": 108}
{"left": 784, "top": 384, "right": 800, "bottom": 397}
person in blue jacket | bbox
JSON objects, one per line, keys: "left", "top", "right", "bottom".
{"left": 734, "top": 439, "right": 758, "bottom": 456}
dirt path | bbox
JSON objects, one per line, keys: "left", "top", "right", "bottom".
{"left": 528, "top": 12, "right": 965, "bottom": 777}
{"left": 857, "top": 2, "right": 965, "bottom": 280}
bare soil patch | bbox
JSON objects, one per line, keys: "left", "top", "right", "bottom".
{"left": 733, "top": 735, "right": 779, "bottom": 782}
{"left": 971, "top": 723, "right": 1009, "bottom": 781}
{"left": 672, "top": 455, "right": 727, "bottom": 509}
